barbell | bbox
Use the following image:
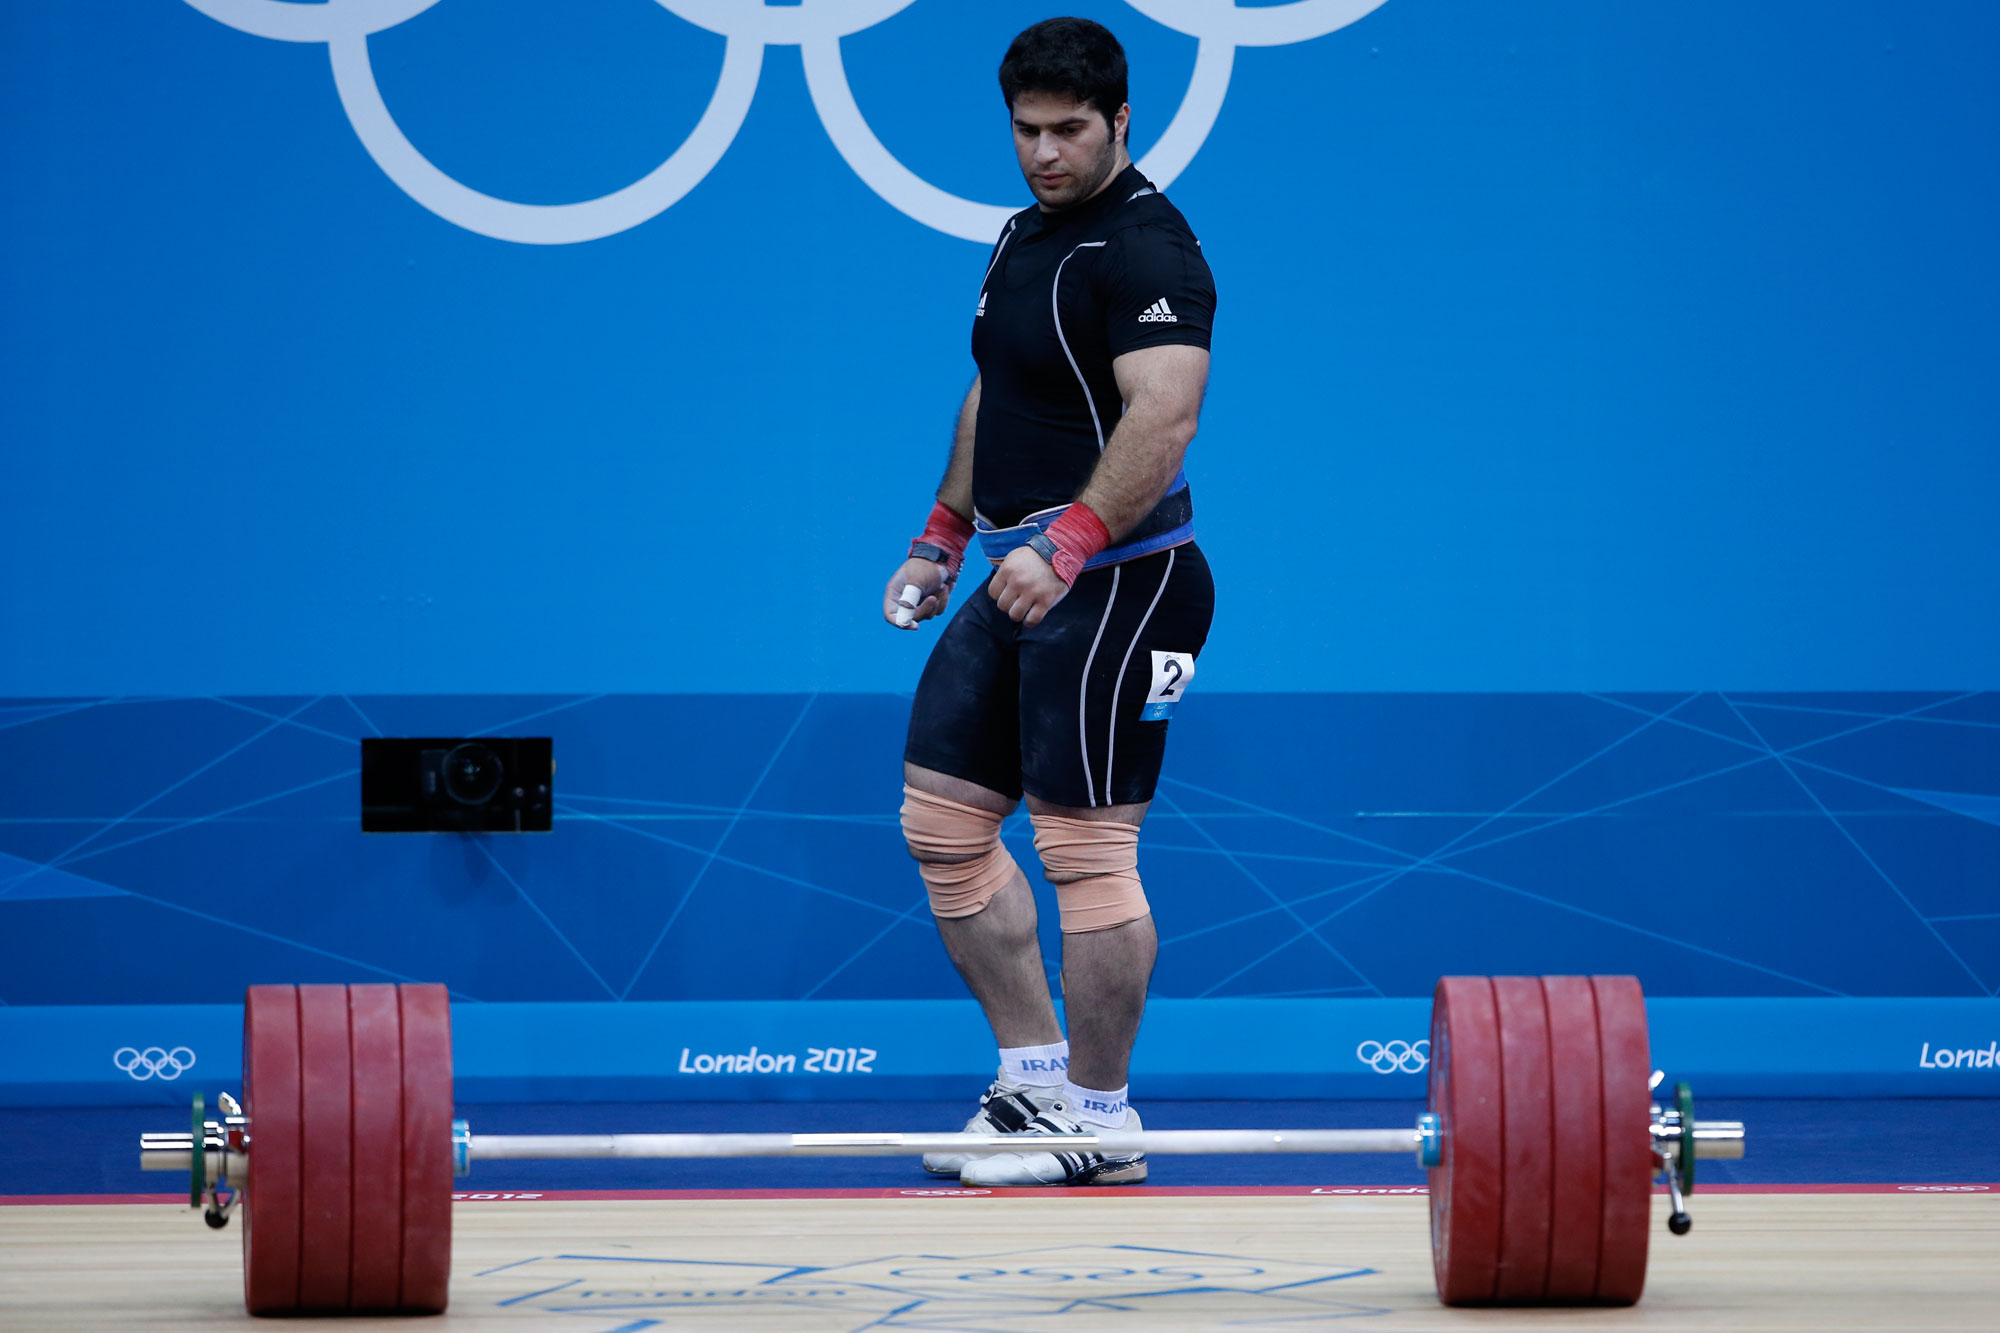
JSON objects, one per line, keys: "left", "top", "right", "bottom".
{"left": 137, "top": 975, "right": 1744, "bottom": 1316}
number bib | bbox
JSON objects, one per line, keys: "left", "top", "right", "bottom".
{"left": 1142, "top": 651, "right": 1196, "bottom": 721}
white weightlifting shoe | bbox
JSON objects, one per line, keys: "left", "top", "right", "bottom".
{"left": 957, "top": 1100, "right": 1148, "bottom": 1186}
{"left": 921, "top": 1077, "right": 1054, "bottom": 1176}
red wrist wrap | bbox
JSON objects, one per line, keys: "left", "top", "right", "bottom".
{"left": 1042, "top": 502, "right": 1113, "bottom": 587}
{"left": 911, "top": 500, "right": 973, "bottom": 579}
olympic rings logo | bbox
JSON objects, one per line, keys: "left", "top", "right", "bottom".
{"left": 1355, "top": 1039, "right": 1428, "bottom": 1074}
{"left": 180, "top": 0, "right": 1392, "bottom": 244}
{"left": 113, "top": 1046, "right": 198, "bottom": 1081}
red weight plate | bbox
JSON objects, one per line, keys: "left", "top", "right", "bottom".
{"left": 1592, "top": 975, "right": 1652, "bottom": 1304}
{"left": 398, "top": 984, "right": 454, "bottom": 1313}
{"left": 347, "top": 984, "right": 405, "bottom": 1311}
{"left": 1540, "top": 976, "right": 1604, "bottom": 1301}
{"left": 1428, "top": 976, "right": 1502, "bottom": 1305}
{"left": 1491, "top": 976, "right": 1553, "bottom": 1302}
{"left": 296, "top": 985, "right": 353, "bottom": 1311}
{"left": 242, "top": 985, "right": 302, "bottom": 1315}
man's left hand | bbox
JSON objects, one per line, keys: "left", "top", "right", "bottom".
{"left": 987, "top": 546, "right": 1070, "bottom": 626}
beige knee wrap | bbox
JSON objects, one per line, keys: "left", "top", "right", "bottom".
{"left": 901, "top": 784, "right": 1020, "bottom": 918}
{"left": 1031, "top": 813, "right": 1150, "bottom": 934}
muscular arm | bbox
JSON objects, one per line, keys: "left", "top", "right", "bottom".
{"left": 1076, "top": 344, "right": 1209, "bottom": 538}
{"left": 936, "top": 376, "right": 980, "bottom": 519}
{"left": 883, "top": 376, "right": 980, "bottom": 630}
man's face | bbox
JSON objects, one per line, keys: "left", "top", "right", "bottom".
{"left": 1011, "top": 91, "right": 1127, "bottom": 211}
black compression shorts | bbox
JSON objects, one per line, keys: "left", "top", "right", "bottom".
{"left": 905, "top": 543, "right": 1215, "bottom": 808}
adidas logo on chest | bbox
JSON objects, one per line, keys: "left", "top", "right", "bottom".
{"left": 1137, "top": 298, "right": 1178, "bottom": 323}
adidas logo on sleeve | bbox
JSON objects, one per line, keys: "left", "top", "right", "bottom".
{"left": 976, "top": 291, "right": 988, "bottom": 317}
{"left": 1137, "top": 297, "right": 1178, "bottom": 323}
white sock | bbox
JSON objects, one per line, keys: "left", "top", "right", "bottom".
{"left": 1063, "top": 1081, "right": 1130, "bottom": 1127}
{"left": 999, "top": 1041, "right": 1069, "bottom": 1089}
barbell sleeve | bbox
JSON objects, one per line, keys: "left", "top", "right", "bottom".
{"left": 1691, "top": 1121, "right": 1746, "bottom": 1158}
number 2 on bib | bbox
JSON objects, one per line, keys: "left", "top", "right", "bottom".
{"left": 1142, "top": 651, "right": 1196, "bottom": 720}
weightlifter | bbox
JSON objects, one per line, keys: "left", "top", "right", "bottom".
{"left": 881, "top": 18, "right": 1217, "bottom": 1186}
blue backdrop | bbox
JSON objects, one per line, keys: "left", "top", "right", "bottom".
{"left": 1, "top": 2, "right": 1995, "bottom": 1100}
{"left": 2, "top": 0, "right": 1994, "bottom": 694}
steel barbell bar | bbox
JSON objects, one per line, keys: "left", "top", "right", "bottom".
{"left": 139, "top": 1118, "right": 1747, "bottom": 1173}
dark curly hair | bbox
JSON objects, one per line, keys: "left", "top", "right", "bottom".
{"left": 997, "top": 17, "right": 1129, "bottom": 142}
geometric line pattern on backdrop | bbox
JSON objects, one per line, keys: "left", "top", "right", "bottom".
{"left": 1719, "top": 694, "right": 1987, "bottom": 995}
{"left": 1148, "top": 764, "right": 1852, "bottom": 1000}
{"left": 1597, "top": 691, "right": 1996, "bottom": 996}
{"left": 1891, "top": 787, "right": 2000, "bottom": 829}
{"left": 614, "top": 692, "right": 821, "bottom": 1000}
{"left": 0, "top": 692, "right": 1993, "bottom": 1005}
{"left": 1150, "top": 786, "right": 1384, "bottom": 997}
{"left": 1157, "top": 688, "right": 1996, "bottom": 1001}
{"left": 1161, "top": 691, "right": 1719, "bottom": 998}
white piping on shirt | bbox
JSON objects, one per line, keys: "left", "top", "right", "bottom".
{"left": 1051, "top": 240, "right": 1111, "bottom": 452}
{"left": 979, "top": 218, "right": 1017, "bottom": 294}
{"left": 1102, "top": 548, "right": 1176, "bottom": 805}
{"left": 971, "top": 219, "right": 1020, "bottom": 532}
{"left": 1076, "top": 564, "right": 1121, "bottom": 808}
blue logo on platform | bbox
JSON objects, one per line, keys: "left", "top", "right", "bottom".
{"left": 473, "top": 1241, "right": 1390, "bottom": 1325}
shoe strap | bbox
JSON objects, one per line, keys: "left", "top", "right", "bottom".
{"left": 978, "top": 1090, "right": 1042, "bottom": 1134}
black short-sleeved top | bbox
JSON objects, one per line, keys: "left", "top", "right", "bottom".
{"left": 970, "top": 164, "right": 1216, "bottom": 533}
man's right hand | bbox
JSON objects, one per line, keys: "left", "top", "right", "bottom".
{"left": 882, "top": 558, "right": 954, "bottom": 630}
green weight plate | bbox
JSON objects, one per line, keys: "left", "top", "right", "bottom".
{"left": 190, "top": 1092, "right": 204, "bottom": 1209}
{"left": 1676, "top": 1082, "right": 1696, "bottom": 1200}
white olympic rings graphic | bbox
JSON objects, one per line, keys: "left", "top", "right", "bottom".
{"left": 113, "top": 1045, "right": 198, "bottom": 1081}
{"left": 1355, "top": 1039, "right": 1428, "bottom": 1074}
{"left": 180, "top": 0, "right": 1391, "bottom": 244}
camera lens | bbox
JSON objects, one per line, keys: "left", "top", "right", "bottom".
{"left": 441, "top": 743, "right": 504, "bottom": 805}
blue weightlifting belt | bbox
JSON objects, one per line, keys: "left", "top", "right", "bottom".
{"left": 976, "top": 474, "right": 1194, "bottom": 571}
